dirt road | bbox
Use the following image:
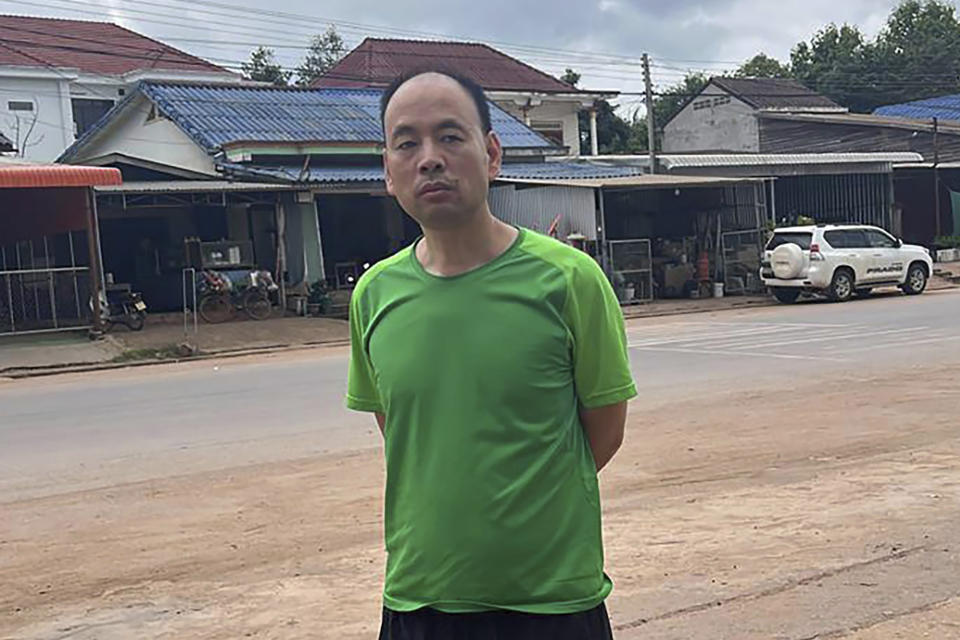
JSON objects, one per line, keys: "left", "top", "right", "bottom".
{"left": 3, "top": 356, "right": 959, "bottom": 639}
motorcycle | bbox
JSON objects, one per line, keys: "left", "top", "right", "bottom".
{"left": 91, "top": 289, "right": 148, "bottom": 331}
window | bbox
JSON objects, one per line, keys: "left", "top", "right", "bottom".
{"left": 7, "top": 101, "right": 33, "bottom": 112}
{"left": 766, "top": 232, "right": 812, "bottom": 250}
{"left": 866, "top": 229, "right": 897, "bottom": 248}
{"left": 71, "top": 98, "right": 115, "bottom": 136}
{"left": 824, "top": 230, "right": 847, "bottom": 248}
{"left": 843, "top": 229, "right": 870, "bottom": 248}
{"left": 693, "top": 99, "right": 712, "bottom": 111}
{"left": 531, "top": 121, "right": 564, "bottom": 147}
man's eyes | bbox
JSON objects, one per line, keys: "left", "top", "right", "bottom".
{"left": 392, "top": 134, "right": 462, "bottom": 149}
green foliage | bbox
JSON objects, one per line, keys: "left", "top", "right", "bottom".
{"left": 241, "top": 46, "right": 291, "bottom": 86}
{"left": 296, "top": 26, "right": 347, "bottom": 86}
{"left": 735, "top": 53, "right": 791, "bottom": 79}
{"left": 934, "top": 235, "right": 960, "bottom": 248}
{"left": 561, "top": 68, "right": 581, "bottom": 87}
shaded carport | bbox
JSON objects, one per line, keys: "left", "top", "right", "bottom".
{"left": 497, "top": 173, "right": 771, "bottom": 300}
{"left": 0, "top": 161, "right": 121, "bottom": 334}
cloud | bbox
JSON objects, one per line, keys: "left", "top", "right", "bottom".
{"left": 22, "top": 0, "right": 908, "bottom": 96}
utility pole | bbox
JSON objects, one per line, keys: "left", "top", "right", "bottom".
{"left": 933, "top": 117, "right": 942, "bottom": 241}
{"left": 642, "top": 53, "right": 656, "bottom": 174}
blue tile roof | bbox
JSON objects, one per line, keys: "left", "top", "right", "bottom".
{"left": 139, "top": 82, "right": 557, "bottom": 151}
{"left": 873, "top": 94, "right": 960, "bottom": 122}
{"left": 219, "top": 162, "right": 645, "bottom": 184}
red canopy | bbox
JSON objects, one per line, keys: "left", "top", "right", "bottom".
{"left": 0, "top": 164, "right": 122, "bottom": 188}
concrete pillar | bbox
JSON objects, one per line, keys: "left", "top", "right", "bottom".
{"left": 589, "top": 108, "right": 599, "bottom": 156}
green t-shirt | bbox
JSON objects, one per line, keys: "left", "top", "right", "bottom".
{"left": 347, "top": 227, "right": 637, "bottom": 614}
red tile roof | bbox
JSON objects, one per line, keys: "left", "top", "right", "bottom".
{"left": 313, "top": 38, "right": 580, "bottom": 93}
{"left": 0, "top": 14, "right": 229, "bottom": 76}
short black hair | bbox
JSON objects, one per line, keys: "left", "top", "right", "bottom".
{"left": 379, "top": 69, "right": 492, "bottom": 137}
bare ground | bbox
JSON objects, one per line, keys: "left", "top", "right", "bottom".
{"left": 2, "top": 362, "right": 959, "bottom": 639}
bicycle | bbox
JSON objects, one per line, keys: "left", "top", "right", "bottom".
{"left": 197, "top": 270, "right": 275, "bottom": 324}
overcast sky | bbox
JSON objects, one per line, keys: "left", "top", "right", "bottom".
{"left": 3, "top": 0, "right": 916, "bottom": 110}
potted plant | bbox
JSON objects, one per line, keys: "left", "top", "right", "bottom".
{"left": 307, "top": 280, "right": 331, "bottom": 316}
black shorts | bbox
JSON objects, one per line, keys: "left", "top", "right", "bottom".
{"left": 379, "top": 602, "right": 614, "bottom": 640}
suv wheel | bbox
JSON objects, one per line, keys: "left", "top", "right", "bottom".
{"left": 772, "top": 288, "right": 801, "bottom": 304}
{"left": 902, "top": 263, "right": 928, "bottom": 295}
{"left": 829, "top": 269, "right": 855, "bottom": 302}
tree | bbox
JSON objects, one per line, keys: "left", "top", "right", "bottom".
{"left": 790, "top": 23, "right": 878, "bottom": 111}
{"left": 787, "top": 1, "right": 960, "bottom": 112}
{"left": 561, "top": 68, "right": 581, "bottom": 87}
{"left": 735, "top": 53, "right": 791, "bottom": 78}
{"left": 296, "top": 26, "right": 347, "bottom": 86}
{"left": 4, "top": 98, "right": 45, "bottom": 158}
{"left": 242, "top": 46, "right": 291, "bottom": 86}
{"left": 872, "top": 0, "right": 960, "bottom": 105}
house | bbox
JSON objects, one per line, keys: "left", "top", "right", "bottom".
{"left": 0, "top": 15, "right": 237, "bottom": 162}
{"left": 662, "top": 77, "right": 847, "bottom": 153}
{"left": 313, "top": 38, "right": 615, "bottom": 156}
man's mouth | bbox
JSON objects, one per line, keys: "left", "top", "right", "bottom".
{"left": 417, "top": 181, "right": 454, "bottom": 196}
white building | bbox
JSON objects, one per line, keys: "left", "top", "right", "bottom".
{"left": 663, "top": 77, "right": 847, "bottom": 153}
{"left": 0, "top": 15, "right": 238, "bottom": 162}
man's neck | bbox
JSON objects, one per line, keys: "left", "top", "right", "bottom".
{"left": 416, "top": 209, "right": 519, "bottom": 277}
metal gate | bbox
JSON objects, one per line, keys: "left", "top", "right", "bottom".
{"left": 721, "top": 229, "right": 765, "bottom": 295}
{"left": 607, "top": 239, "right": 653, "bottom": 304}
{"left": 0, "top": 233, "right": 93, "bottom": 335}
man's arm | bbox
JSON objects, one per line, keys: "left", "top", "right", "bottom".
{"left": 375, "top": 413, "right": 385, "bottom": 436}
{"left": 580, "top": 401, "right": 628, "bottom": 472}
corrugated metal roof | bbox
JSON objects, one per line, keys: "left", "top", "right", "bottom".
{"left": 497, "top": 174, "right": 764, "bottom": 189}
{"left": 219, "top": 161, "right": 645, "bottom": 185}
{"left": 139, "top": 82, "right": 556, "bottom": 152}
{"left": 95, "top": 181, "right": 299, "bottom": 194}
{"left": 874, "top": 94, "right": 960, "bottom": 122}
{"left": 0, "top": 164, "right": 121, "bottom": 188}
{"left": 711, "top": 77, "right": 844, "bottom": 111}
{"left": 654, "top": 153, "right": 923, "bottom": 168}
{"left": 760, "top": 111, "right": 960, "bottom": 133}
{"left": 313, "top": 38, "right": 582, "bottom": 93}
{"left": 0, "top": 15, "right": 229, "bottom": 75}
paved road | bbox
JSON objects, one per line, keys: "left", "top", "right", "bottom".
{"left": 1, "top": 288, "right": 957, "bottom": 501}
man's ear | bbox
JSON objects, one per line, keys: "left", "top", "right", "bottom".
{"left": 486, "top": 131, "right": 502, "bottom": 180}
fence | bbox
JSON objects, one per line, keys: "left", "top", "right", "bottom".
{"left": 721, "top": 229, "right": 766, "bottom": 295}
{"left": 0, "top": 234, "right": 94, "bottom": 335}
{"left": 608, "top": 239, "right": 653, "bottom": 304}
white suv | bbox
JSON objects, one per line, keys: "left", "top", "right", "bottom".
{"left": 760, "top": 224, "right": 933, "bottom": 303}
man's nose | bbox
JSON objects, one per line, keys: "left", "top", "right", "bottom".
{"left": 417, "top": 141, "right": 445, "bottom": 174}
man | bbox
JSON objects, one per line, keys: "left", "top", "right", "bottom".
{"left": 347, "top": 69, "right": 637, "bottom": 639}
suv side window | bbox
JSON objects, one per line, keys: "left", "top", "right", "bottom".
{"left": 824, "top": 230, "right": 847, "bottom": 249}
{"left": 844, "top": 230, "right": 870, "bottom": 248}
{"left": 866, "top": 229, "right": 897, "bottom": 248}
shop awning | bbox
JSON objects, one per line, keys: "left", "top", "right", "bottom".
{"left": 0, "top": 164, "right": 122, "bottom": 188}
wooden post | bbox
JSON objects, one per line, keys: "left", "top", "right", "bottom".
{"left": 84, "top": 187, "right": 104, "bottom": 332}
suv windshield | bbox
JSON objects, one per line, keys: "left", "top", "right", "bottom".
{"left": 766, "top": 232, "right": 813, "bottom": 251}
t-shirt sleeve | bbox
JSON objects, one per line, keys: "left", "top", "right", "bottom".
{"left": 566, "top": 255, "right": 637, "bottom": 409}
{"left": 346, "top": 289, "right": 383, "bottom": 413}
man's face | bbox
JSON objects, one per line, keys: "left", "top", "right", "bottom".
{"left": 382, "top": 73, "right": 502, "bottom": 230}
